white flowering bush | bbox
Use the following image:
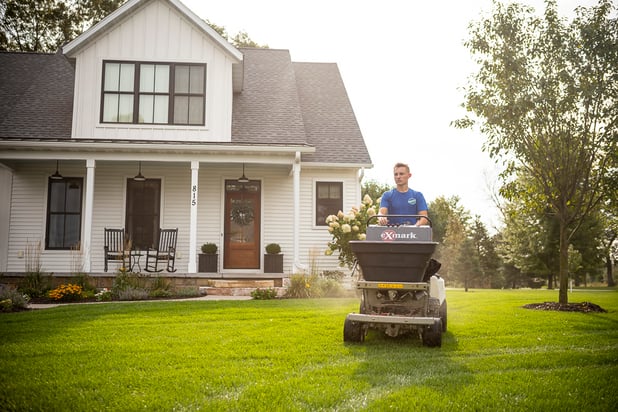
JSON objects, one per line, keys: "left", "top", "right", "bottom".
{"left": 325, "top": 194, "right": 379, "bottom": 268}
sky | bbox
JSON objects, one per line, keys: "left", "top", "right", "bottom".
{"left": 183, "top": 0, "right": 600, "bottom": 231}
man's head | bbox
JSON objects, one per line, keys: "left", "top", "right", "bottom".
{"left": 393, "top": 162, "right": 411, "bottom": 188}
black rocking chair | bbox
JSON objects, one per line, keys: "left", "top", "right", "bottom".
{"left": 145, "top": 228, "right": 178, "bottom": 272}
{"left": 104, "top": 228, "right": 126, "bottom": 272}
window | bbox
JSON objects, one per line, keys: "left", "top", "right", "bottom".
{"left": 46, "top": 178, "right": 83, "bottom": 250}
{"left": 102, "top": 61, "right": 206, "bottom": 125}
{"left": 315, "top": 182, "right": 343, "bottom": 226}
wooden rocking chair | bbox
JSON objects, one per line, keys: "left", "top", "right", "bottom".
{"left": 104, "top": 228, "right": 126, "bottom": 272}
{"left": 145, "top": 228, "right": 178, "bottom": 272}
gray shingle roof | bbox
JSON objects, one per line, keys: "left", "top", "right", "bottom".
{"left": 0, "top": 49, "right": 371, "bottom": 166}
{"left": 0, "top": 52, "right": 74, "bottom": 139}
{"left": 293, "top": 61, "right": 371, "bottom": 165}
{"left": 232, "top": 49, "right": 307, "bottom": 145}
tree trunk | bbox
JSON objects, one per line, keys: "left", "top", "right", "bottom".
{"left": 558, "top": 221, "right": 569, "bottom": 304}
{"left": 607, "top": 255, "right": 615, "bottom": 287}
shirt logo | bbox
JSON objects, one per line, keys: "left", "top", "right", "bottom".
{"left": 408, "top": 198, "right": 417, "bottom": 206}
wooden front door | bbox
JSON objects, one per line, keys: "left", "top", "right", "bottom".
{"left": 224, "top": 180, "right": 261, "bottom": 269}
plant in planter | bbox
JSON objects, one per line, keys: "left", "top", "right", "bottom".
{"left": 264, "top": 243, "right": 283, "bottom": 273}
{"left": 201, "top": 243, "right": 218, "bottom": 254}
{"left": 199, "top": 243, "right": 218, "bottom": 273}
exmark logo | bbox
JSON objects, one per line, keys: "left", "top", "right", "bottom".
{"left": 380, "top": 230, "right": 417, "bottom": 241}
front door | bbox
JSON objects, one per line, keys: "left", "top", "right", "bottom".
{"left": 126, "top": 179, "right": 161, "bottom": 249}
{"left": 224, "top": 180, "right": 261, "bottom": 269}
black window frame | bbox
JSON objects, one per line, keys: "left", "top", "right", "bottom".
{"left": 45, "top": 177, "right": 83, "bottom": 250}
{"left": 315, "top": 181, "right": 343, "bottom": 226}
{"left": 101, "top": 60, "right": 206, "bottom": 126}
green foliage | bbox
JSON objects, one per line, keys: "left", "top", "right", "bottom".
{"left": 0, "top": 290, "right": 616, "bottom": 410}
{"left": 284, "top": 273, "right": 347, "bottom": 298}
{"left": 201, "top": 243, "right": 218, "bottom": 254}
{"left": 0, "top": 285, "right": 30, "bottom": 312}
{"left": 325, "top": 194, "right": 379, "bottom": 268}
{"left": 0, "top": 0, "right": 123, "bottom": 52}
{"left": 205, "top": 19, "right": 268, "bottom": 48}
{"left": 95, "top": 288, "right": 112, "bottom": 302}
{"left": 265, "top": 243, "right": 281, "bottom": 254}
{"left": 458, "top": 0, "right": 618, "bottom": 303}
{"left": 361, "top": 179, "right": 390, "bottom": 206}
{"left": 251, "top": 288, "right": 278, "bottom": 300}
{"left": 18, "top": 271, "right": 52, "bottom": 298}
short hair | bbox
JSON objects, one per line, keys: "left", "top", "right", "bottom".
{"left": 393, "top": 162, "right": 410, "bottom": 173}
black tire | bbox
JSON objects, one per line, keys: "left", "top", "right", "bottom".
{"left": 343, "top": 316, "right": 365, "bottom": 343}
{"left": 422, "top": 319, "right": 442, "bottom": 347}
{"left": 440, "top": 300, "right": 447, "bottom": 332}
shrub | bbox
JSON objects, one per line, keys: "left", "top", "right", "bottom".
{"left": 19, "top": 271, "right": 52, "bottom": 298}
{"left": 116, "top": 287, "right": 149, "bottom": 301}
{"left": 265, "top": 243, "right": 281, "bottom": 254}
{"left": 325, "top": 194, "right": 379, "bottom": 268}
{"left": 0, "top": 285, "right": 30, "bottom": 312}
{"left": 95, "top": 288, "right": 113, "bottom": 302}
{"left": 321, "top": 270, "right": 345, "bottom": 281}
{"left": 285, "top": 274, "right": 318, "bottom": 298}
{"left": 48, "top": 284, "right": 83, "bottom": 301}
{"left": 319, "top": 278, "right": 346, "bottom": 297}
{"left": 72, "top": 272, "right": 96, "bottom": 293}
{"left": 251, "top": 288, "right": 278, "bottom": 300}
{"left": 201, "top": 243, "right": 218, "bottom": 254}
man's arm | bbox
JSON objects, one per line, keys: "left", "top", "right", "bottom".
{"left": 416, "top": 210, "right": 429, "bottom": 226}
{"left": 378, "top": 207, "right": 388, "bottom": 225}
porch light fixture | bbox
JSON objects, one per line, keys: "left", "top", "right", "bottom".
{"left": 50, "top": 160, "right": 63, "bottom": 180}
{"left": 133, "top": 162, "right": 146, "bottom": 181}
{"left": 237, "top": 163, "right": 249, "bottom": 183}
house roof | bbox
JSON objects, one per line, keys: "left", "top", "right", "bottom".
{"left": 0, "top": 48, "right": 371, "bottom": 166}
{"left": 0, "top": 52, "right": 74, "bottom": 139}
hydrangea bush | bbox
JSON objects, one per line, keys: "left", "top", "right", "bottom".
{"left": 325, "top": 194, "right": 379, "bottom": 268}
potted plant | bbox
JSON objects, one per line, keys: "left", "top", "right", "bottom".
{"left": 199, "top": 243, "right": 218, "bottom": 273}
{"left": 264, "top": 243, "right": 283, "bottom": 273}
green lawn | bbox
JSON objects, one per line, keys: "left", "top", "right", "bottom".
{"left": 1, "top": 289, "right": 616, "bottom": 411}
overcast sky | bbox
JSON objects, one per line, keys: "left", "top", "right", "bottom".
{"left": 183, "top": 0, "right": 600, "bottom": 231}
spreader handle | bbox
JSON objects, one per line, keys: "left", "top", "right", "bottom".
{"left": 368, "top": 214, "right": 432, "bottom": 227}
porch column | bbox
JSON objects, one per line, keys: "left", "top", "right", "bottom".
{"left": 82, "top": 159, "right": 95, "bottom": 272}
{"left": 292, "top": 152, "right": 307, "bottom": 273}
{"left": 188, "top": 160, "right": 199, "bottom": 273}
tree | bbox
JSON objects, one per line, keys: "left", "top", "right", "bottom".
{"left": 456, "top": 0, "right": 618, "bottom": 303}
{"left": 470, "top": 216, "right": 502, "bottom": 288}
{"left": 0, "top": 0, "right": 124, "bottom": 52}
{"left": 361, "top": 179, "right": 390, "bottom": 208}
{"left": 1, "top": 1, "right": 266, "bottom": 52}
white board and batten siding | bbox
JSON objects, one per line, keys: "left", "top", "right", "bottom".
{"left": 70, "top": 0, "right": 235, "bottom": 142}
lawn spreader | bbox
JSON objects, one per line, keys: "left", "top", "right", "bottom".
{"left": 344, "top": 215, "right": 446, "bottom": 347}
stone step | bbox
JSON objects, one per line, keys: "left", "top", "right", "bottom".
{"left": 210, "top": 279, "right": 275, "bottom": 288}
{"left": 199, "top": 279, "right": 281, "bottom": 297}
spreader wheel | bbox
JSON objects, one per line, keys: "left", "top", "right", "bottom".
{"left": 343, "top": 316, "right": 365, "bottom": 343}
{"left": 440, "top": 300, "right": 447, "bottom": 332}
{"left": 422, "top": 319, "right": 442, "bottom": 348}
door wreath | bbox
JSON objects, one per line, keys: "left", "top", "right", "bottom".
{"left": 231, "top": 201, "right": 254, "bottom": 226}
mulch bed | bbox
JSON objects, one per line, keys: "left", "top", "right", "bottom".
{"left": 522, "top": 301, "right": 607, "bottom": 313}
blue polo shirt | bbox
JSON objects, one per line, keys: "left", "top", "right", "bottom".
{"left": 380, "top": 188, "right": 428, "bottom": 225}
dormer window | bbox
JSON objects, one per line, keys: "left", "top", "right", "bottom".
{"left": 101, "top": 61, "right": 206, "bottom": 125}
